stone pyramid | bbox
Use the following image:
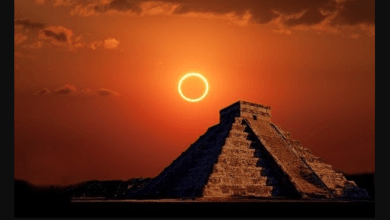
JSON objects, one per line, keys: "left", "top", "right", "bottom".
{"left": 135, "top": 101, "right": 369, "bottom": 200}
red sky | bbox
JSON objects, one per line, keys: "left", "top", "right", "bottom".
{"left": 14, "top": 0, "right": 375, "bottom": 186}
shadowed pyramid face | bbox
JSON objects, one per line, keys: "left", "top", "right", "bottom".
{"left": 133, "top": 101, "right": 370, "bottom": 200}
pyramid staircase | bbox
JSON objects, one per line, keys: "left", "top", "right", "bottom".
{"left": 202, "top": 117, "right": 299, "bottom": 198}
{"left": 134, "top": 101, "right": 370, "bottom": 200}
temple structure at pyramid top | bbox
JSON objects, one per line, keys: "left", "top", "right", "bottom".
{"left": 220, "top": 101, "right": 272, "bottom": 122}
{"left": 133, "top": 101, "right": 370, "bottom": 200}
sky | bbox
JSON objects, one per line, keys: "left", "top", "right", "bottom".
{"left": 14, "top": 0, "right": 375, "bottom": 186}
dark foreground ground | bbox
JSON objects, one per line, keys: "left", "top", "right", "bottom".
{"left": 16, "top": 198, "right": 374, "bottom": 218}
{"left": 15, "top": 173, "right": 375, "bottom": 218}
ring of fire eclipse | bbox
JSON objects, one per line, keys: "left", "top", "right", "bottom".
{"left": 178, "top": 73, "right": 209, "bottom": 102}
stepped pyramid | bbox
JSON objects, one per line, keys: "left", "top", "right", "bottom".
{"left": 135, "top": 101, "right": 370, "bottom": 200}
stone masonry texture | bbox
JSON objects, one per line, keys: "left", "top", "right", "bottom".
{"left": 134, "top": 101, "right": 370, "bottom": 200}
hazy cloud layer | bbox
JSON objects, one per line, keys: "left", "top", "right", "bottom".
{"left": 65, "top": 0, "right": 374, "bottom": 26}
{"left": 59, "top": 0, "right": 374, "bottom": 36}
{"left": 36, "top": 84, "right": 119, "bottom": 97}
{"left": 93, "top": 0, "right": 143, "bottom": 13}
{"left": 14, "top": 18, "right": 121, "bottom": 50}
{"left": 14, "top": 18, "right": 45, "bottom": 30}
{"left": 53, "top": 84, "right": 78, "bottom": 95}
{"left": 332, "top": 0, "right": 375, "bottom": 26}
{"left": 14, "top": 19, "right": 73, "bottom": 49}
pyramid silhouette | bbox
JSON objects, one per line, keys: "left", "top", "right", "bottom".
{"left": 135, "top": 101, "right": 370, "bottom": 200}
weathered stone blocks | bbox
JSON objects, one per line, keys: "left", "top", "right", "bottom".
{"left": 135, "top": 101, "right": 370, "bottom": 200}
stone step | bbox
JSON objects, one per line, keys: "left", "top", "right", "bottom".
{"left": 218, "top": 153, "right": 260, "bottom": 161}
{"left": 203, "top": 184, "right": 274, "bottom": 197}
{"left": 234, "top": 117, "right": 244, "bottom": 124}
{"left": 210, "top": 168, "right": 277, "bottom": 183}
{"left": 213, "top": 163, "right": 263, "bottom": 173}
{"left": 224, "top": 138, "right": 252, "bottom": 147}
{"left": 228, "top": 130, "right": 249, "bottom": 139}
{"left": 209, "top": 167, "right": 263, "bottom": 177}
{"left": 217, "top": 156, "right": 259, "bottom": 167}
{"left": 205, "top": 183, "right": 273, "bottom": 189}
{"left": 230, "top": 124, "right": 247, "bottom": 132}
{"left": 222, "top": 143, "right": 253, "bottom": 151}
{"left": 225, "top": 136, "right": 251, "bottom": 144}
{"left": 207, "top": 175, "right": 267, "bottom": 185}
{"left": 220, "top": 147, "right": 256, "bottom": 157}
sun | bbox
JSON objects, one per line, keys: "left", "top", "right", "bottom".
{"left": 178, "top": 73, "right": 209, "bottom": 102}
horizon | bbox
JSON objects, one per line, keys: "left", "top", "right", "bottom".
{"left": 15, "top": 171, "right": 375, "bottom": 187}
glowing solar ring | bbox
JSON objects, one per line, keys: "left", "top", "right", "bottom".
{"left": 178, "top": 73, "right": 209, "bottom": 102}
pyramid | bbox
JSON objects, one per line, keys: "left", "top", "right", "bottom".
{"left": 135, "top": 101, "right": 370, "bottom": 200}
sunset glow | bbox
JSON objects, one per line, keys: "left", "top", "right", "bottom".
{"left": 14, "top": 0, "right": 375, "bottom": 186}
{"left": 178, "top": 73, "right": 209, "bottom": 102}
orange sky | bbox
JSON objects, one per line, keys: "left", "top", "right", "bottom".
{"left": 14, "top": 0, "right": 375, "bottom": 186}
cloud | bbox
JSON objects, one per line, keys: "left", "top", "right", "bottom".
{"left": 103, "top": 38, "right": 119, "bottom": 49}
{"left": 14, "top": 18, "right": 45, "bottom": 30}
{"left": 36, "top": 85, "right": 119, "bottom": 97}
{"left": 70, "top": 0, "right": 143, "bottom": 16}
{"left": 65, "top": 0, "right": 374, "bottom": 36}
{"left": 90, "top": 40, "right": 103, "bottom": 50}
{"left": 14, "top": 19, "right": 74, "bottom": 49}
{"left": 35, "top": 88, "right": 51, "bottom": 95}
{"left": 14, "top": 17, "right": 121, "bottom": 50}
{"left": 90, "top": 38, "right": 120, "bottom": 49}
{"left": 14, "top": 18, "right": 45, "bottom": 48}
{"left": 38, "top": 26, "right": 73, "bottom": 47}
{"left": 94, "top": 0, "right": 143, "bottom": 13}
{"left": 332, "top": 0, "right": 375, "bottom": 26}
{"left": 97, "top": 88, "right": 120, "bottom": 97}
{"left": 53, "top": 84, "right": 78, "bottom": 95}
{"left": 41, "top": 30, "right": 68, "bottom": 42}
{"left": 283, "top": 9, "right": 327, "bottom": 27}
